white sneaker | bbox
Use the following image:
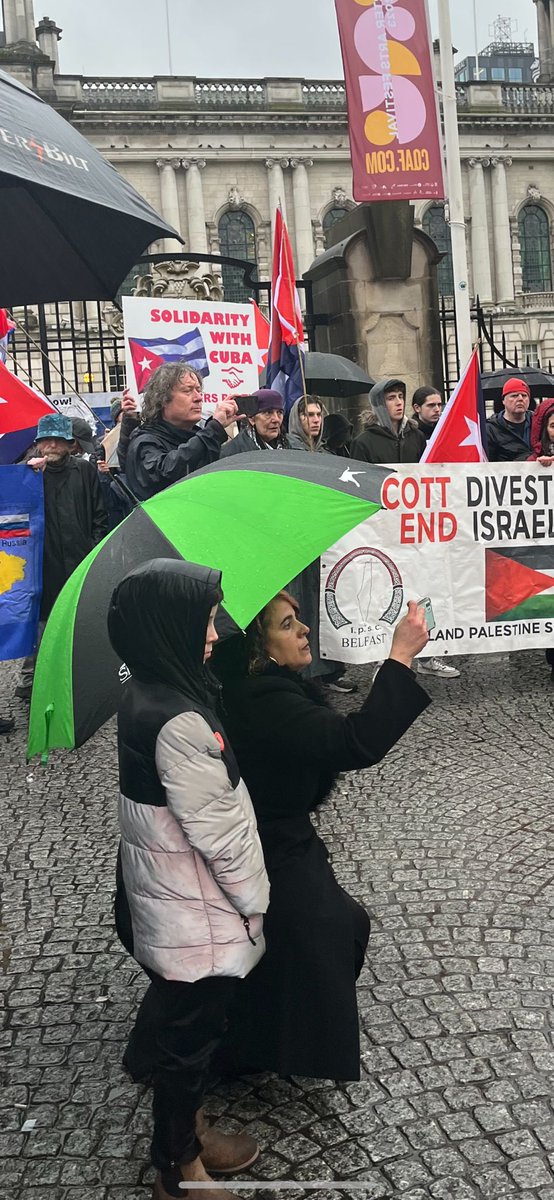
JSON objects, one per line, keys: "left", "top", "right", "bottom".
{"left": 417, "top": 657, "right": 460, "bottom": 678}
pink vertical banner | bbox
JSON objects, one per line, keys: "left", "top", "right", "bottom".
{"left": 335, "top": 0, "right": 445, "bottom": 202}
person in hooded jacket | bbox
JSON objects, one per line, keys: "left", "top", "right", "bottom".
{"left": 287, "top": 395, "right": 325, "bottom": 451}
{"left": 213, "top": 590, "right": 430, "bottom": 1082}
{"left": 107, "top": 559, "right": 269, "bottom": 1200}
{"left": 528, "top": 398, "right": 554, "bottom": 681}
{"left": 322, "top": 411, "right": 353, "bottom": 457}
{"left": 351, "top": 379, "right": 426, "bottom": 464}
{"left": 412, "top": 386, "right": 443, "bottom": 442}
{"left": 125, "top": 364, "right": 239, "bottom": 501}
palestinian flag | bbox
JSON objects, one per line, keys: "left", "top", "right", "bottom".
{"left": 485, "top": 546, "right": 554, "bottom": 621}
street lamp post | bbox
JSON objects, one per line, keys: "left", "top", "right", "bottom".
{"left": 437, "top": 0, "right": 473, "bottom": 366}
{"left": 164, "top": 0, "right": 174, "bottom": 76}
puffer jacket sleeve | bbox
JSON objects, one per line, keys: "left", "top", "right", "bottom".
{"left": 155, "top": 711, "right": 269, "bottom": 917}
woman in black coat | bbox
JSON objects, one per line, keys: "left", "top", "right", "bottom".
{"left": 214, "top": 592, "right": 430, "bottom": 1081}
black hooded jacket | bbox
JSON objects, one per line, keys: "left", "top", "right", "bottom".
{"left": 125, "top": 417, "right": 228, "bottom": 501}
{"left": 108, "top": 559, "right": 268, "bottom": 982}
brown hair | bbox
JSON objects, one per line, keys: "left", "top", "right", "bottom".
{"left": 247, "top": 590, "right": 299, "bottom": 674}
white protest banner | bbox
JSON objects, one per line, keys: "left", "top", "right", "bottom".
{"left": 122, "top": 296, "right": 259, "bottom": 416}
{"left": 319, "top": 463, "right": 554, "bottom": 663}
{"left": 49, "top": 393, "right": 98, "bottom": 432}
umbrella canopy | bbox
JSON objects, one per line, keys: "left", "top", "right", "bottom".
{"left": 304, "top": 352, "right": 375, "bottom": 397}
{"left": 0, "top": 69, "right": 179, "bottom": 304}
{"left": 27, "top": 452, "right": 391, "bottom": 758}
{"left": 482, "top": 366, "right": 554, "bottom": 412}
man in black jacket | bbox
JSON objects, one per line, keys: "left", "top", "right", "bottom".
{"left": 125, "top": 364, "right": 239, "bottom": 501}
{"left": 15, "top": 413, "right": 108, "bottom": 698}
{"left": 351, "top": 379, "right": 426, "bottom": 464}
{"left": 487, "top": 378, "right": 533, "bottom": 461}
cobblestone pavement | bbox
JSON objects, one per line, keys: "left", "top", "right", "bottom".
{"left": 1, "top": 650, "right": 554, "bottom": 1200}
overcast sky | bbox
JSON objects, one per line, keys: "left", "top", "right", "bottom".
{"left": 35, "top": 0, "right": 538, "bottom": 78}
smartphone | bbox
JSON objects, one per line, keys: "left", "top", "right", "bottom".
{"left": 235, "top": 395, "right": 257, "bottom": 418}
{"left": 417, "top": 596, "right": 436, "bottom": 632}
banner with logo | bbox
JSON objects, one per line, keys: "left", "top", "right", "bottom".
{"left": 122, "top": 297, "right": 259, "bottom": 416}
{"left": 319, "top": 463, "right": 554, "bottom": 663}
{"left": 0, "top": 466, "right": 44, "bottom": 661}
{"left": 334, "top": 0, "right": 445, "bottom": 202}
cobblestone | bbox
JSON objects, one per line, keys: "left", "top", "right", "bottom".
{"left": 2, "top": 650, "right": 554, "bottom": 1196}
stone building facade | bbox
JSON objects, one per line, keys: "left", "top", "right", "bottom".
{"left": 3, "top": 0, "right": 554, "bottom": 390}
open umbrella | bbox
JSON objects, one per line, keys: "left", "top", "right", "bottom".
{"left": 304, "top": 352, "right": 375, "bottom": 397}
{"left": 27, "top": 452, "right": 391, "bottom": 758}
{"left": 482, "top": 366, "right": 554, "bottom": 412}
{"left": 0, "top": 69, "right": 179, "bottom": 305}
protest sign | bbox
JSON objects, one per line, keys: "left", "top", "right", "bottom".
{"left": 0, "top": 465, "right": 44, "bottom": 661}
{"left": 122, "top": 297, "right": 259, "bottom": 416}
{"left": 335, "top": 0, "right": 444, "bottom": 202}
{"left": 319, "top": 463, "right": 554, "bottom": 663}
{"left": 49, "top": 393, "right": 99, "bottom": 432}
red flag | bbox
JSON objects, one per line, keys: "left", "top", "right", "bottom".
{"left": 420, "top": 350, "right": 488, "bottom": 464}
{"left": 250, "top": 300, "right": 270, "bottom": 372}
{"left": 267, "top": 208, "right": 305, "bottom": 414}
{"left": 0, "top": 361, "right": 55, "bottom": 436}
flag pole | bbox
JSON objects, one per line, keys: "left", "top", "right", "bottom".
{"left": 437, "top": 0, "right": 473, "bottom": 368}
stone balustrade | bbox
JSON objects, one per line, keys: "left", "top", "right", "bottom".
{"left": 59, "top": 76, "right": 554, "bottom": 117}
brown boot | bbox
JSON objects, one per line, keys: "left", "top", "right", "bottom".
{"left": 152, "top": 1155, "right": 237, "bottom": 1200}
{"left": 195, "top": 1108, "right": 260, "bottom": 1176}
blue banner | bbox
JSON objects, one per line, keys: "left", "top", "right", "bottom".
{"left": 0, "top": 466, "right": 44, "bottom": 661}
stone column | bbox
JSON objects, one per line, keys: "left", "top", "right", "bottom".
{"left": 290, "top": 158, "right": 314, "bottom": 276}
{"left": 36, "top": 15, "right": 61, "bottom": 70}
{"left": 467, "top": 159, "right": 492, "bottom": 303}
{"left": 490, "top": 157, "right": 515, "bottom": 304}
{"left": 3, "top": 0, "right": 36, "bottom": 43}
{"left": 182, "top": 159, "right": 208, "bottom": 255}
{"left": 155, "top": 159, "right": 183, "bottom": 252}
{"left": 265, "top": 157, "right": 289, "bottom": 241}
{"left": 535, "top": 0, "right": 553, "bottom": 79}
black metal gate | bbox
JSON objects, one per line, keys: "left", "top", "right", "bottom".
{"left": 7, "top": 252, "right": 317, "bottom": 400}
{"left": 440, "top": 296, "right": 554, "bottom": 394}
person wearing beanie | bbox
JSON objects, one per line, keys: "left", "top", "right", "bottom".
{"left": 351, "top": 379, "right": 426, "bottom": 464}
{"left": 220, "top": 389, "right": 290, "bottom": 457}
{"left": 15, "top": 413, "right": 108, "bottom": 699}
{"left": 110, "top": 396, "right": 123, "bottom": 425}
{"left": 412, "top": 385, "right": 443, "bottom": 442}
{"left": 487, "top": 378, "right": 533, "bottom": 462}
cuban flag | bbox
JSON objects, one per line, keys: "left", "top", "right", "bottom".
{"left": 129, "top": 328, "right": 209, "bottom": 394}
{"left": 266, "top": 208, "right": 306, "bottom": 418}
{"left": 0, "top": 360, "right": 56, "bottom": 465}
{"left": 421, "top": 349, "right": 488, "bottom": 464}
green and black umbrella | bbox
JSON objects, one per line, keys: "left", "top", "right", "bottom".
{"left": 28, "top": 452, "right": 391, "bottom": 759}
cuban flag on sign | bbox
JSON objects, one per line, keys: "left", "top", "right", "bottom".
{"left": 128, "top": 328, "right": 210, "bottom": 394}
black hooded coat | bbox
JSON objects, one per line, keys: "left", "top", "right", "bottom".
{"left": 214, "top": 643, "right": 430, "bottom": 1081}
{"left": 108, "top": 559, "right": 268, "bottom": 982}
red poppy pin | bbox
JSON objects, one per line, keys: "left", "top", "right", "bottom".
{"left": 213, "top": 731, "right": 225, "bottom": 752}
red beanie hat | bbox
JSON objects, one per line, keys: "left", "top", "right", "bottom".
{"left": 502, "top": 377, "right": 531, "bottom": 399}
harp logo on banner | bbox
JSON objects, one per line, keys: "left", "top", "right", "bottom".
{"left": 334, "top": 0, "right": 445, "bottom": 202}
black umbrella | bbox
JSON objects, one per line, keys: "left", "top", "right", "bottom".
{"left": 482, "top": 367, "right": 554, "bottom": 413}
{"left": 0, "top": 69, "right": 179, "bottom": 305}
{"left": 304, "top": 352, "right": 375, "bottom": 397}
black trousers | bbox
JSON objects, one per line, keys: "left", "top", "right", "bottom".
{"left": 126, "top": 971, "right": 237, "bottom": 1171}
{"left": 546, "top": 648, "right": 554, "bottom": 668}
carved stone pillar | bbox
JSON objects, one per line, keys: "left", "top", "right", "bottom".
{"left": 183, "top": 158, "right": 208, "bottom": 255}
{"left": 290, "top": 157, "right": 314, "bottom": 276}
{"left": 155, "top": 159, "right": 183, "bottom": 252}
{"left": 3, "top": 0, "right": 36, "bottom": 43}
{"left": 467, "top": 159, "right": 492, "bottom": 303}
{"left": 265, "top": 158, "right": 289, "bottom": 242}
{"left": 510, "top": 214, "right": 523, "bottom": 297}
{"left": 490, "top": 157, "right": 515, "bottom": 304}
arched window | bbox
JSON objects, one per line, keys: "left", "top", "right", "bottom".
{"left": 323, "top": 206, "right": 349, "bottom": 246}
{"left": 519, "top": 204, "right": 552, "bottom": 293}
{"left": 218, "top": 209, "right": 258, "bottom": 303}
{"left": 422, "top": 204, "right": 454, "bottom": 297}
